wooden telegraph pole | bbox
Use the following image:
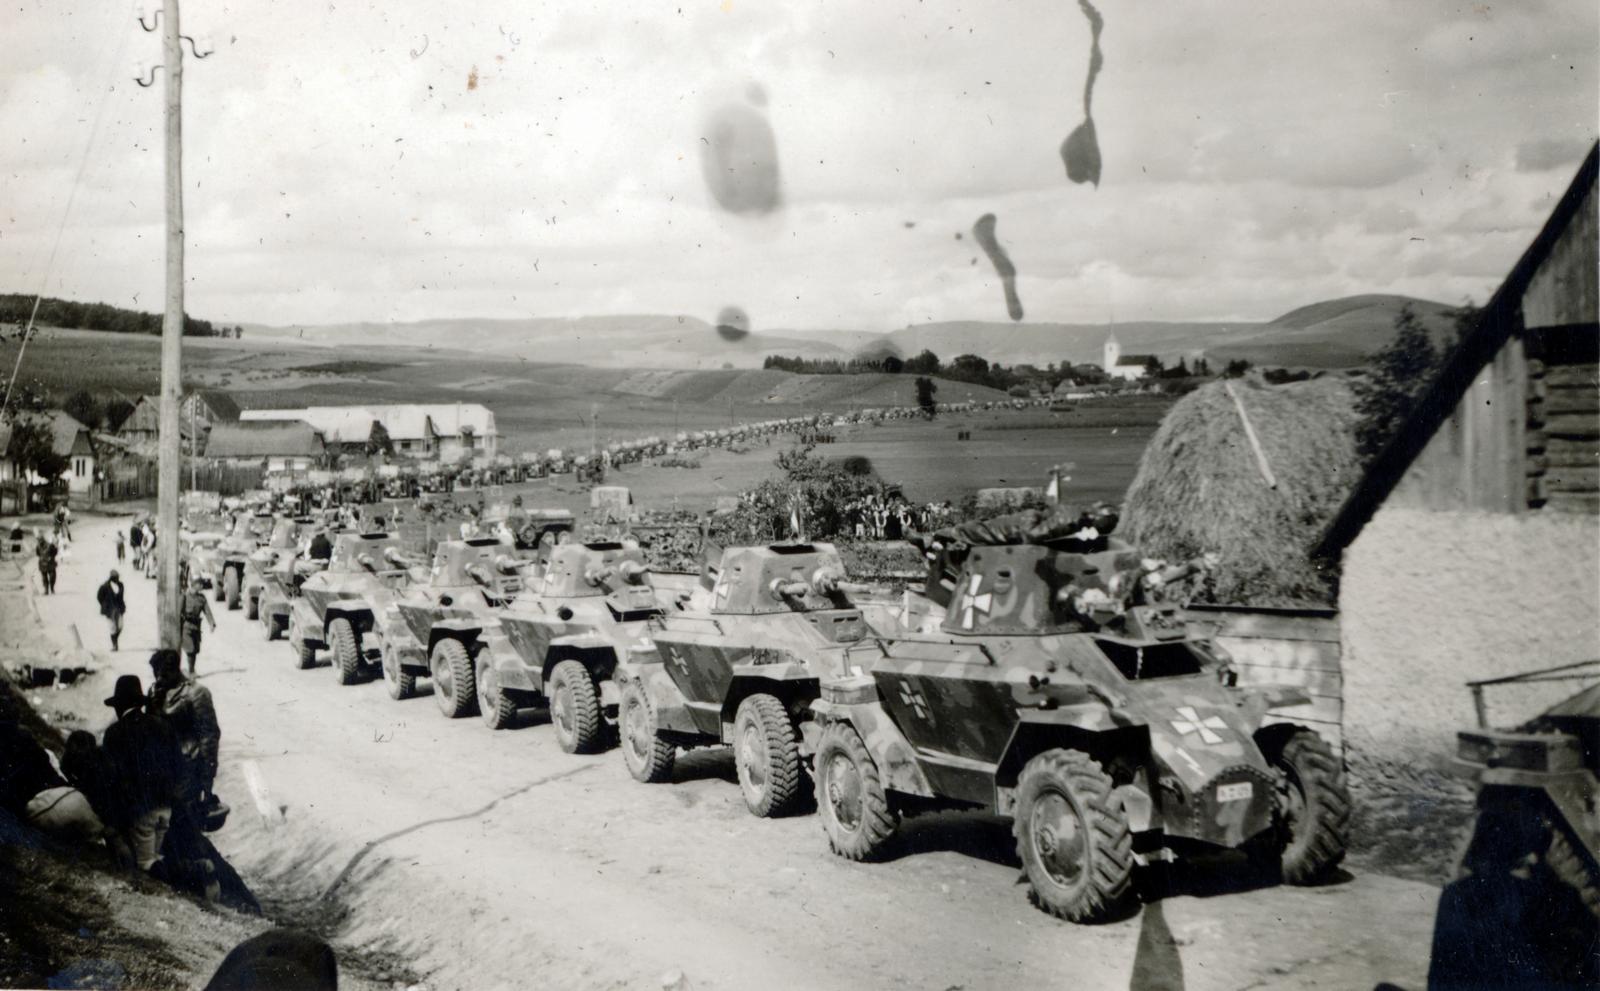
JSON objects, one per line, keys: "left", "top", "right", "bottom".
{"left": 156, "top": 0, "right": 186, "bottom": 647}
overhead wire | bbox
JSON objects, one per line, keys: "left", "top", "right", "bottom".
{"left": 3, "top": 0, "right": 144, "bottom": 416}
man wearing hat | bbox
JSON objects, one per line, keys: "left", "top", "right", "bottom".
{"left": 179, "top": 576, "right": 217, "bottom": 675}
{"left": 100, "top": 673, "right": 180, "bottom": 871}
{"left": 97, "top": 569, "right": 127, "bottom": 651}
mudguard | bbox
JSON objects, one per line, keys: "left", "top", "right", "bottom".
{"left": 623, "top": 655, "right": 699, "bottom": 737}
{"left": 324, "top": 599, "right": 375, "bottom": 634}
{"left": 811, "top": 695, "right": 936, "bottom": 799}
{"left": 288, "top": 600, "right": 325, "bottom": 649}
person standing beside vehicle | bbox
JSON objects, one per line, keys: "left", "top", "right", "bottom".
{"left": 178, "top": 578, "right": 216, "bottom": 675}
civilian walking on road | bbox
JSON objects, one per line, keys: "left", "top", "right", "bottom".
{"left": 100, "top": 673, "right": 181, "bottom": 872}
{"left": 129, "top": 520, "right": 144, "bottom": 570}
{"left": 38, "top": 537, "right": 58, "bottom": 595}
{"left": 115, "top": 529, "right": 125, "bottom": 561}
{"left": 179, "top": 577, "right": 217, "bottom": 675}
{"left": 97, "top": 570, "right": 127, "bottom": 651}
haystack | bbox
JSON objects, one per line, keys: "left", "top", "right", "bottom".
{"left": 1121, "top": 374, "right": 1359, "bottom": 606}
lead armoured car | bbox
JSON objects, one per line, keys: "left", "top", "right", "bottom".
{"left": 614, "top": 543, "right": 878, "bottom": 816}
{"left": 808, "top": 518, "right": 1350, "bottom": 923}
{"left": 420, "top": 541, "right": 662, "bottom": 754}
{"left": 287, "top": 533, "right": 423, "bottom": 680}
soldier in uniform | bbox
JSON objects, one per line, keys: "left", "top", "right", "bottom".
{"left": 147, "top": 649, "right": 222, "bottom": 820}
{"left": 179, "top": 576, "right": 217, "bottom": 675}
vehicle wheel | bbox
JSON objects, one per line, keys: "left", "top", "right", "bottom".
{"left": 294, "top": 639, "right": 315, "bottom": 670}
{"left": 1014, "top": 749, "right": 1134, "bottom": 923}
{"left": 430, "top": 638, "right": 477, "bottom": 718}
{"left": 815, "top": 722, "right": 897, "bottom": 859}
{"left": 224, "top": 569, "right": 241, "bottom": 610}
{"left": 382, "top": 645, "right": 416, "bottom": 701}
{"left": 328, "top": 618, "right": 362, "bottom": 686}
{"left": 266, "top": 614, "right": 283, "bottom": 641}
{"left": 214, "top": 580, "right": 226, "bottom": 603}
{"left": 477, "top": 653, "right": 516, "bottom": 729}
{"left": 549, "top": 660, "right": 603, "bottom": 754}
{"left": 1257, "top": 727, "right": 1350, "bottom": 885}
{"left": 619, "top": 678, "right": 674, "bottom": 783}
{"left": 1546, "top": 824, "right": 1600, "bottom": 922}
{"left": 245, "top": 593, "right": 259, "bottom": 621}
{"left": 733, "top": 693, "right": 804, "bottom": 818}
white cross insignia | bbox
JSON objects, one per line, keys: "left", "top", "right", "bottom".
{"left": 1171, "top": 706, "right": 1229, "bottom": 745}
{"left": 959, "top": 574, "right": 993, "bottom": 629}
{"left": 897, "top": 679, "right": 930, "bottom": 720}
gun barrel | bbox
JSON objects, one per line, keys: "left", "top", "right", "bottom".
{"left": 771, "top": 579, "right": 809, "bottom": 600}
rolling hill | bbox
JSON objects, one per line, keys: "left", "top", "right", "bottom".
{"left": 243, "top": 293, "right": 1461, "bottom": 372}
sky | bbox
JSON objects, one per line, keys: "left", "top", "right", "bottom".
{"left": 2, "top": 0, "right": 1596, "bottom": 333}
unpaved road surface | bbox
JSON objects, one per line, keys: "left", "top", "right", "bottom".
{"left": 29, "top": 517, "right": 1440, "bottom": 991}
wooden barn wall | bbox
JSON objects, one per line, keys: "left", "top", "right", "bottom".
{"left": 1387, "top": 335, "right": 1527, "bottom": 513}
{"left": 1182, "top": 607, "right": 1343, "bottom": 755}
{"left": 1522, "top": 180, "right": 1597, "bottom": 329}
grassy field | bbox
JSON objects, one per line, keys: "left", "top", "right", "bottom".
{"left": 3, "top": 327, "right": 1168, "bottom": 510}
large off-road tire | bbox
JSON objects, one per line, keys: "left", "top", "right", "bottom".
{"left": 214, "top": 579, "right": 226, "bottom": 603}
{"left": 548, "top": 660, "right": 602, "bottom": 754}
{"left": 815, "top": 722, "right": 897, "bottom": 859}
{"left": 430, "top": 638, "right": 477, "bottom": 718}
{"left": 619, "top": 678, "right": 675, "bottom": 783}
{"left": 266, "top": 615, "right": 283, "bottom": 642}
{"left": 224, "top": 569, "right": 241, "bottom": 611}
{"left": 1014, "top": 749, "right": 1134, "bottom": 923}
{"left": 382, "top": 645, "right": 416, "bottom": 701}
{"left": 293, "top": 639, "right": 315, "bottom": 670}
{"left": 245, "top": 593, "right": 259, "bottom": 621}
{"left": 477, "top": 653, "right": 517, "bottom": 730}
{"left": 328, "top": 618, "right": 362, "bottom": 686}
{"left": 733, "top": 693, "right": 805, "bottom": 818}
{"left": 1546, "top": 824, "right": 1600, "bottom": 922}
{"left": 1257, "top": 727, "right": 1350, "bottom": 885}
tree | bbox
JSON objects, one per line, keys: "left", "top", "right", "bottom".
{"left": 881, "top": 355, "right": 904, "bottom": 374}
{"left": 1143, "top": 355, "right": 1165, "bottom": 377}
{"left": 61, "top": 390, "right": 103, "bottom": 429}
{"left": 104, "top": 397, "right": 135, "bottom": 431}
{"left": 904, "top": 349, "right": 941, "bottom": 376}
{"left": 915, "top": 376, "right": 938, "bottom": 418}
{"left": 1224, "top": 359, "right": 1252, "bottom": 378}
{"left": 366, "top": 420, "right": 394, "bottom": 457}
{"left": 1353, "top": 304, "right": 1443, "bottom": 462}
{"left": 6, "top": 415, "right": 68, "bottom": 488}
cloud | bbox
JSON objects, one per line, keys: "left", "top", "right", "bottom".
{"left": 1516, "top": 136, "right": 1595, "bottom": 172}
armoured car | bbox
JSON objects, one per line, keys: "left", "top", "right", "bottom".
{"left": 242, "top": 516, "right": 312, "bottom": 621}
{"left": 287, "top": 533, "right": 423, "bottom": 681}
{"left": 192, "top": 512, "right": 275, "bottom": 609}
{"left": 378, "top": 537, "right": 526, "bottom": 712}
{"left": 808, "top": 533, "right": 1350, "bottom": 923}
{"left": 419, "top": 541, "right": 662, "bottom": 754}
{"left": 614, "top": 543, "right": 878, "bottom": 816}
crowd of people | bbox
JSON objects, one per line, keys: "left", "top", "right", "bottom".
{"left": 842, "top": 495, "right": 955, "bottom": 541}
{"left": 0, "top": 649, "right": 251, "bottom": 910}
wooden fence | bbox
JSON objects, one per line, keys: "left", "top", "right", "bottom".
{"left": 1183, "top": 604, "right": 1344, "bottom": 755}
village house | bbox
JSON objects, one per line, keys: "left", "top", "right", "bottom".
{"left": 0, "top": 409, "right": 98, "bottom": 511}
{"left": 203, "top": 421, "right": 327, "bottom": 474}
{"left": 1314, "top": 145, "right": 1599, "bottom": 789}
{"left": 117, "top": 390, "right": 238, "bottom": 455}
{"left": 240, "top": 403, "right": 499, "bottom": 461}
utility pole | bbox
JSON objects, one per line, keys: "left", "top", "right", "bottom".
{"left": 156, "top": 0, "right": 186, "bottom": 648}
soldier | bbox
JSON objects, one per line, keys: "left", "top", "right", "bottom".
{"left": 179, "top": 576, "right": 218, "bottom": 675}
{"left": 37, "top": 535, "right": 58, "bottom": 595}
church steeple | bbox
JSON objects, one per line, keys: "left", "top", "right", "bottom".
{"left": 1103, "top": 332, "right": 1121, "bottom": 372}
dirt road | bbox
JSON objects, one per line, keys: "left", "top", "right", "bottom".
{"left": 27, "top": 516, "right": 1440, "bottom": 991}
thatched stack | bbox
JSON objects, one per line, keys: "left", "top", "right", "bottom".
{"left": 1122, "top": 374, "right": 1359, "bottom": 606}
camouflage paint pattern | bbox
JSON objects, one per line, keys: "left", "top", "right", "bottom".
{"left": 823, "top": 540, "right": 1321, "bottom": 852}
{"left": 623, "top": 543, "right": 875, "bottom": 747}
